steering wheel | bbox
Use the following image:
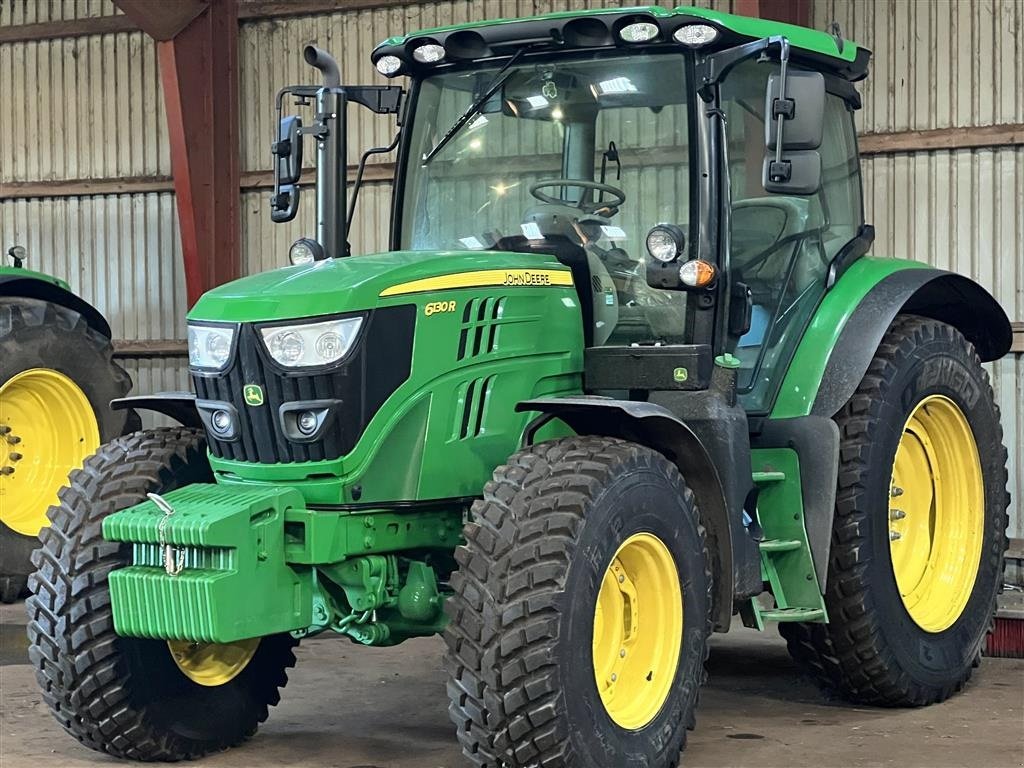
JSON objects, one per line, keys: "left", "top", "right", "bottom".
{"left": 529, "top": 179, "right": 626, "bottom": 215}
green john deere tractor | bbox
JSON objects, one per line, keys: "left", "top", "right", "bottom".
{"left": 0, "top": 246, "right": 135, "bottom": 603}
{"left": 27, "top": 7, "right": 1011, "bottom": 766}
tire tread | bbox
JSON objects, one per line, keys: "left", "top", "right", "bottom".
{"left": 781, "top": 315, "right": 1010, "bottom": 706}
{"left": 444, "top": 436, "right": 712, "bottom": 767}
{"left": 25, "top": 428, "right": 296, "bottom": 761}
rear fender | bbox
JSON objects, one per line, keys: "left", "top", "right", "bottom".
{"left": 517, "top": 397, "right": 735, "bottom": 632}
{"left": 772, "top": 258, "right": 1012, "bottom": 419}
{"left": 0, "top": 273, "right": 111, "bottom": 339}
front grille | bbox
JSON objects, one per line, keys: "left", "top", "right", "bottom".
{"left": 192, "top": 305, "right": 415, "bottom": 464}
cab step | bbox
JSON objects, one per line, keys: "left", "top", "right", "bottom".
{"left": 757, "top": 607, "right": 826, "bottom": 622}
{"left": 746, "top": 449, "right": 829, "bottom": 630}
{"left": 757, "top": 538, "right": 802, "bottom": 553}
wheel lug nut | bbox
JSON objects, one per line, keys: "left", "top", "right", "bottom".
{"left": 619, "top": 649, "right": 626, "bottom": 658}
{"left": 0, "top": 426, "right": 9, "bottom": 435}
{"left": 0, "top": 466, "right": 13, "bottom": 476}
{"left": 610, "top": 673, "right": 618, "bottom": 682}
{"left": 8, "top": 452, "right": 22, "bottom": 462}
{"left": 889, "top": 530, "right": 902, "bottom": 541}
{"left": 6, "top": 435, "right": 20, "bottom": 444}
{"left": 891, "top": 486, "right": 904, "bottom": 497}
{"left": 618, "top": 575, "right": 625, "bottom": 583}
{"left": 889, "top": 509, "right": 906, "bottom": 520}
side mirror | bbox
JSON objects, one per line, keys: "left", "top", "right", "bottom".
{"left": 763, "top": 70, "right": 825, "bottom": 195}
{"left": 762, "top": 151, "right": 821, "bottom": 195}
{"left": 765, "top": 71, "right": 825, "bottom": 150}
{"left": 272, "top": 115, "right": 303, "bottom": 185}
{"left": 270, "top": 184, "right": 300, "bottom": 223}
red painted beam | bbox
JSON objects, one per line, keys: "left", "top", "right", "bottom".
{"left": 114, "top": 0, "right": 240, "bottom": 307}
{"left": 113, "top": 0, "right": 208, "bottom": 41}
{"left": 733, "top": 0, "right": 811, "bottom": 27}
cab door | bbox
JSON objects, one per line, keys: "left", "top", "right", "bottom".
{"left": 719, "top": 60, "right": 865, "bottom": 414}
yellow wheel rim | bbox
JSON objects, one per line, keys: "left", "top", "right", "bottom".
{"left": 0, "top": 368, "right": 101, "bottom": 536}
{"left": 889, "top": 395, "right": 984, "bottom": 633}
{"left": 592, "top": 532, "right": 683, "bottom": 730}
{"left": 167, "top": 638, "right": 260, "bottom": 687}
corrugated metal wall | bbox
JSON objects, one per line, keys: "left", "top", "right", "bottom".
{"left": 811, "top": 0, "right": 1024, "bottom": 545}
{"left": 0, "top": 0, "right": 121, "bottom": 26}
{"left": 0, "top": 16, "right": 187, "bottom": 407}
{"left": 1, "top": 0, "right": 1020, "bottom": 542}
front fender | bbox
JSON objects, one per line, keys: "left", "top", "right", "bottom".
{"left": 772, "top": 258, "right": 1012, "bottom": 419}
{"left": 112, "top": 393, "right": 202, "bottom": 429}
{"left": 516, "top": 396, "right": 736, "bottom": 632}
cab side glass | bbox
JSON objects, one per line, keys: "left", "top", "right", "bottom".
{"left": 720, "top": 60, "right": 864, "bottom": 413}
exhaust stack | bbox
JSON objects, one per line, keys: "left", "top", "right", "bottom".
{"left": 305, "top": 45, "right": 347, "bottom": 259}
{"left": 303, "top": 45, "right": 341, "bottom": 88}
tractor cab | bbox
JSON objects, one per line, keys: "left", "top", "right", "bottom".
{"left": 271, "top": 8, "right": 869, "bottom": 417}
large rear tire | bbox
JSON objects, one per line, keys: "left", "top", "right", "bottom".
{"left": 0, "top": 297, "right": 134, "bottom": 602}
{"left": 780, "top": 315, "right": 1009, "bottom": 706}
{"left": 444, "top": 436, "right": 711, "bottom": 767}
{"left": 26, "top": 428, "right": 297, "bottom": 760}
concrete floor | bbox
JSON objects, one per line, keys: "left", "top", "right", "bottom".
{"left": 1, "top": 602, "right": 1021, "bottom": 768}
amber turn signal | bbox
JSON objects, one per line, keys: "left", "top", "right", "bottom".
{"left": 678, "top": 259, "right": 717, "bottom": 288}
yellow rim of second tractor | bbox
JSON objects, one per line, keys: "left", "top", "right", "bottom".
{"left": 0, "top": 368, "right": 101, "bottom": 536}
{"left": 592, "top": 532, "right": 683, "bottom": 730}
{"left": 889, "top": 394, "right": 985, "bottom": 633}
{"left": 167, "top": 638, "right": 260, "bottom": 687}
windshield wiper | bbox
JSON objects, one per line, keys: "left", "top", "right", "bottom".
{"left": 422, "top": 49, "right": 525, "bottom": 165}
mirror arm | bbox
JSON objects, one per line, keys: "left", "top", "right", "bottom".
{"left": 767, "top": 38, "right": 793, "bottom": 184}
{"left": 696, "top": 35, "right": 788, "bottom": 101}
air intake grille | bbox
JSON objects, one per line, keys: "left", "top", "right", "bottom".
{"left": 454, "top": 375, "right": 495, "bottom": 440}
{"left": 457, "top": 297, "right": 506, "bottom": 361}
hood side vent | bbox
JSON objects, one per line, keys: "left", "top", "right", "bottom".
{"left": 457, "top": 296, "right": 506, "bottom": 361}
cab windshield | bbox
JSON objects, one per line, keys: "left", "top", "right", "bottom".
{"left": 399, "top": 52, "right": 696, "bottom": 346}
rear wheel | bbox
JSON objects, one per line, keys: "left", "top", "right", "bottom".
{"left": 26, "top": 428, "right": 297, "bottom": 760}
{"left": 444, "top": 436, "right": 711, "bottom": 767}
{"left": 0, "top": 297, "right": 133, "bottom": 602}
{"left": 781, "top": 315, "right": 1009, "bottom": 705}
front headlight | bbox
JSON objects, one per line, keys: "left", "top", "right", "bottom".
{"left": 260, "top": 317, "right": 363, "bottom": 368}
{"left": 188, "top": 324, "right": 236, "bottom": 371}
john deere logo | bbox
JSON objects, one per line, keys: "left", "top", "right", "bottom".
{"left": 673, "top": 367, "right": 689, "bottom": 383}
{"left": 243, "top": 384, "right": 264, "bottom": 406}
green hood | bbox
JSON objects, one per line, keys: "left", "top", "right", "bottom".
{"left": 188, "top": 250, "right": 573, "bottom": 323}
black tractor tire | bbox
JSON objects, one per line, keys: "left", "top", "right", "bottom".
{"left": 444, "top": 436, "right": 712, "bottom": 768}
{"left": 780, "top": 315, "right": 1009, "bottom": 706}
{"left": 0, "top": 296, "right": 136, "bottom": 603}
{"left": 26, "top": 428, "right": 297, "bottom": 761}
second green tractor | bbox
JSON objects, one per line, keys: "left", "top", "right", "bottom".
{"left": 1, "top": 246, "right": 135, "bottom": 603}
{"left": 27, "top": 7, "right": 1011, "bottom": 767}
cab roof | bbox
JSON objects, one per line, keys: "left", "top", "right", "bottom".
{"left": 373, "top": 6, "right": 870, "bottom": 82}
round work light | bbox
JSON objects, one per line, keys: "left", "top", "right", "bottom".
{"left": 646, "top": 224, "right": 686, "bottom": 263}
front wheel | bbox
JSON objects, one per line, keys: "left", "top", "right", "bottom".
{"left": 26, "top": 428, "right": 297, "bottom": 760}
{"left": 781, "top": 315, "right": 1010, "bottom": 706}
{"left": 444, "top": 436, "right": 711, "bottom": 767}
